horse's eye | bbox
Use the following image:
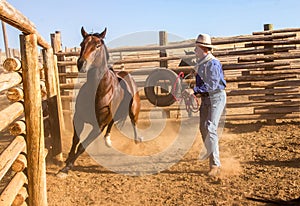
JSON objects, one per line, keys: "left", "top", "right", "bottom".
{"left": 96, "top": 44, "right": 101, "bottom": 48}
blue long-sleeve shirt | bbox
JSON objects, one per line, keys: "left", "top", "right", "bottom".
{"left": 193, "top": 58, "right": 226, "bottom": 94}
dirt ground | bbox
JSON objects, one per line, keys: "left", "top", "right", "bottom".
{"left": 46, "top": 117, "right": 300, "bottom": 206}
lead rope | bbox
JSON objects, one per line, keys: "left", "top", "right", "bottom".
{"left": 172, "top": 72, "right": 200, "bottom": 117}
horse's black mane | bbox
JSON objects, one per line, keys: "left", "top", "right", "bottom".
{"left": 90, "top": 33, "right": 102, "bottom": 38}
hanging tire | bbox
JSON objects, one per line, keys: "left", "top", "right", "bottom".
{"left": 144, "top": 68, "right": 179, "bottom": 107}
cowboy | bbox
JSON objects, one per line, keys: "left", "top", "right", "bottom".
{"left": 185, "top": 33, "right": 226, "bottom": 176}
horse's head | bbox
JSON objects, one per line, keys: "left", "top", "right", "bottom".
{"left": 77, "top": 27, "right": 109, "bottom": 73}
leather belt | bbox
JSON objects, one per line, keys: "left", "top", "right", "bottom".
{"left": 200, "top": 89, "right": 223, "bottom": 97}
{"left": 200, "top": 92, "right": 209, "bottom": 97}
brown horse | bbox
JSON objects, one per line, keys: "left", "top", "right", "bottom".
{"left": 58, "top": 27, "right": 141, "bottom": 176}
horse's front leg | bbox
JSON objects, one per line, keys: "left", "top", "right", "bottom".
{"left": 58, "top": 131, "right": 79, "bottom": 176}
{"left": 57, "top": 126, "right": 102, "bottom": 178}
{"left": 72, "top": 126, "right": 102, "bottom": 161}
{"left": 57, "top": 120, "right": 83, "bottom": 177}
{"left": 131, "top": 119, "right": 142, "bottom": 143}
{"left": 104, "top": 120, "right": 114, "bottom": 147}
{"left": 64, "top": 129, "right": 80, "bottom": 168}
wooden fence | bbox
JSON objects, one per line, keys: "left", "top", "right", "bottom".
{"left": 54, "top": 24, "right": 300, "bottom": 126}
{"left": 0, "top": 1, "right": 64, "bottom": 205}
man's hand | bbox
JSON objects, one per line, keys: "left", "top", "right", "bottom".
{"left": 182, "top": 88, "right": 194, "bottom": 98}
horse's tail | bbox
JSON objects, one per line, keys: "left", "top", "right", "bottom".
{"left": 114, "top": 107, "right": 128, "bottom": 128}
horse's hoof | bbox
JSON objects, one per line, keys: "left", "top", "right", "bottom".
{"left": 135, "top": 136, "right": 143, "bottom": 144}
{"left": 105, "top": 136, "right": 112, "bottom": 147}
{"left": 56, "top": 171, "right": 68, "bottom": 178}
{"left": 105, "top": 140, "right": 112, "bottom": 147}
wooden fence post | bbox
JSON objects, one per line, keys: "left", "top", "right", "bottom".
{"left": 159, "top": 31, "right": 168, "bottom": 68}
{"left": 1, "top": 21, "right": 10, "bottom": 58}
{"left": 158, "top": 31, "right": 171, "bottom": 118}
{"left": 50, "top": 31, "right": 62, "bottom": 53}
{"left": 20, "top": 33, "right": 47, "bottom": 206}
{"left": 42, "top": 48, "right": 64, "bottom": 165}
{"left": 51, "top": 31, "right": 73, "bottom": 130}
{"left": 263, "top": 23, "right": 276, "bottom": 124}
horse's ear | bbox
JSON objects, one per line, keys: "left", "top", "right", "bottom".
{"left": 81, "top": 26, "right": 88, "bottom": 38}
{"left": 99, "top": 27, "right": 107, "bottom": 39}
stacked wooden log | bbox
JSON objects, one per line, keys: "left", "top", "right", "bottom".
{"left": 0, "top": 58, "right": 29, "bottom": 206}
{"left": 0, "top": 55, "right": 52, "bottom": 206}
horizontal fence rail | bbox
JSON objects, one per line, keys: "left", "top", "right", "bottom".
{"left": 53, "top": 24, "right": 300, "bottom": 125}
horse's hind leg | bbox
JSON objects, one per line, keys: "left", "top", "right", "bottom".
{"left": 104, "top": 120, "right": 114, "bottom": 147}
{"left": 57, "top": 126, "right": 102, "bottom": 179}
{"left": 57, "top": 120, "right": 83, "bottom": 176}
{"left": 69, "top": 126, "right": 101, "bottom": 164}
{"left": 129, "top": 98, "right": 142, "bottom": 143}
{"left": 131, "top": 118, "right": 141, "bottom": 144}
{"left": 57, "top": 121, "right": 102, "bottom": 177}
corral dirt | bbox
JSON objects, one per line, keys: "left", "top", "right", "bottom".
{"left": 46, "top": 118, "right": 300, "bottom": 206}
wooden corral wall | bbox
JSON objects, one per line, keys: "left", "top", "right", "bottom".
{"left": 55, "top": 24, "right": 300, "bottom": 126}
{"left": 0, "top": 1, "right": 64, "bottom": 205}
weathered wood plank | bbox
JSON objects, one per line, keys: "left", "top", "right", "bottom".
{"left": 12, "top": 153, "right": 27, "bottom": 173}
{"left": 227, "top": 87, "right": 299, "bottom": 96}
{"left": 226, "top": 100, "right": 300, "bottom": 108}
{"left": 42, "top": 48, "right": 64, "bottom": 164}
{"left": 0, "top": 135, "right": 26, "bottom": 181}
{"left": 238, "top": 80, "right": 300, "bottom": 88}
{"left": 20, "top": 34, "right": 47, "bottom": 206}
{"left": 253, "top": 27, "right": 300, "bottom": 35}
{"left": 0, "top": 172, "right": 27, "bottom": 206}
{"left": 0, "top": 1, "right": 50, "bottom": 49}
{"left": 222, "top": 61, "right": 290, "bottom": 70}
{"left": 254, "top": 106, "right": 299, "bottom": 114}
{"left": 12, "top": 186, "right": 28, "bottom": 206}
{"left": 238, "top": 52, "right": 300, "bottom": 62}
{"left": 0, "top": 72, "right": 22, "bottom": 93}
{"left": 249, "top": 94, "right": 300, "bottom": 101}
{"left": 245, "top": 39, "right": 300, "bottom": 47}
{"left": 9, "top": 117, "right": 26, "bottom": 136}
{"left": 6, "top": 87, "right": 24, "bottom": 102}
{"left": 226, "top": 113, "right": 300, "bottom": 121}
{"left": 3, "top": 57, "right": 21, "bottom": 72}
{"left": 0, "top": 101, "right": 24, "bottom": 132}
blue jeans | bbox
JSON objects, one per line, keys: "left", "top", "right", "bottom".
{"left": 199, "top": 90, "right": 226, "bottom": 168}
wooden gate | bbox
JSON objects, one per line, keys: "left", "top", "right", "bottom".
{"left": 0, "top": 1, "right": 64, "bottom": 205}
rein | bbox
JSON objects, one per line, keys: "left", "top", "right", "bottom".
{"left": 172, "top": 72, "right": 200, "bottom": 114}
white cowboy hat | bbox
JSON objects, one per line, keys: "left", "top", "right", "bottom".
{"left": 195, "top": 33, "right": 215, "bottom": 49}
